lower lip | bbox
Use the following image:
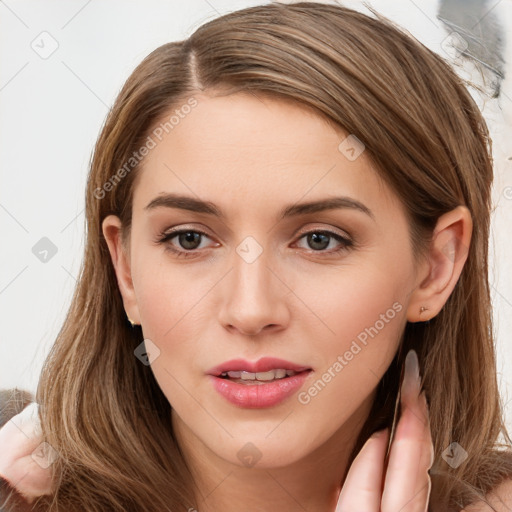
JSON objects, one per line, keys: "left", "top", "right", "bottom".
{"left": 208, "top": 371, "right": 313, "bottom": 408}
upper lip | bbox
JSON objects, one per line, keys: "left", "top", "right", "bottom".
{"left": 206, "top": 357, "right": 312, "bottom": 376}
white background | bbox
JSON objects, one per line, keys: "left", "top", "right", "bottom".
{"left": 1, "top": 0, "right": 511, "bottom": 432}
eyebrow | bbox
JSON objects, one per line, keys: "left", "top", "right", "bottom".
{"left": 144, "top": 193, "right": 375, "bottom": 221}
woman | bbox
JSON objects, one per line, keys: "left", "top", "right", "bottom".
{"left": 1, "top": 2, "right": 511, "bottom": 510}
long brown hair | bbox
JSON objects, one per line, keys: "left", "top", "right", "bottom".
{"left": 31, "top": 2, "right": 512, "bottom": 511}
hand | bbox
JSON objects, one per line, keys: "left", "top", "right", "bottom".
{"left": 335, "top": 349, "right": 434, "bottom": 512}
{"left": 0, "top": 402, "right": 55, "bottom": 503}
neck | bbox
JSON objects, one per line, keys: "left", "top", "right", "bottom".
{"left": 172, "top": 391, "right": 376, "bottom": 512}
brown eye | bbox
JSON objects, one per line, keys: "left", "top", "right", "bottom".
{"left": 157, "top": 228, "right": 215, "bottom": 258}
{"left": 295, "top": 230, "right": 353, "bottom": 254}
{"left": 175, "top": 231, "right": 202, "bottom": 250}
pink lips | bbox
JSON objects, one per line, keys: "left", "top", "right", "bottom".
{"left": 206, "top": 357, "right": 313, "bottom": 409}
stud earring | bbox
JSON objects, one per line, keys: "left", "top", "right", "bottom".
{"left": 419, "top": 306, "right": 431, "bottom": 321}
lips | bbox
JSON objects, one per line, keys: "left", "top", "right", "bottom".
{"left": 206, "top": 357, "right": 312, "bottom": 376}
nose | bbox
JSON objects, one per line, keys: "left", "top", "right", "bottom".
{"left": 218, "top": 248, "right": 290, "bottom": 337}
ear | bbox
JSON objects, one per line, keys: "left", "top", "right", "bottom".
{"left": 102, "top": 215, "right": 140, "bottom": 325}
{"left": 406, "top": 205, "right": 472, "bottom": 322}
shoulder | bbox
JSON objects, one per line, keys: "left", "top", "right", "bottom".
{"left": 461, "top": 478, "right": 512, "bottom": 512}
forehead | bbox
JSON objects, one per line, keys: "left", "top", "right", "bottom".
{"left": 132, "top": 92, "right": 403, "bottom": 222}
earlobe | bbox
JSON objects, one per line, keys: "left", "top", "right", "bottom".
{"left": 101, "top": 215, "right": 141, "bottom": 325}
{"left": 406, "top": 205, "right": 472, "bottom": 323}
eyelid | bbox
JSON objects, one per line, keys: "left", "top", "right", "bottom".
{"left": 158, "top": 226, "right": 217, "bottom": 246}
{"left": 294, "top": 223, "right": 351, "bottom": 240}
{"left": 159, "top": 224, "right": 213, "bottom": 239}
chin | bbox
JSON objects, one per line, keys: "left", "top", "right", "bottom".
{"left": 207, "top": 434, "right": 315, "bottom": 469}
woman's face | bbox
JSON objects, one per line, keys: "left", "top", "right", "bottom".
{"left": 115, "top": 92, "right": 423, "bottom": 468}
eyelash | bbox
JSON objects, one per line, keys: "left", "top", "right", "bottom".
{"left": 156, "top": 227, "right": 354, "bottom": 259}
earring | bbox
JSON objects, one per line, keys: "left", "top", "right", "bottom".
{"left": 127, "top": 314, "right": 138, "bottom": 327}
{"left": 419, "top": 306, "right": 430, "bottom": 321}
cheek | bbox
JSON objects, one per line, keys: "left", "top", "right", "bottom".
{"left": 133, "top": 257, "right": 209, "bottom": 345}
{"left": 131, "top": 261, "right": 209, "bottom": 410}
{"left": 130, "top": 250, "right": 226, "bottom": 386}
{"left": 292, "top": 264, "right": 407, "bottom": 410}
{"left": 287, "top": 267, "right": 407, "bottom": 439}
{"left": 307, "top": 263, "right": 407, "bottom": 347}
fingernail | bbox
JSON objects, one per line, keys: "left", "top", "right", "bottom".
{"left": 371, "top": 427, "right": 388, "bottom": 439}
{"left": 419, "top": 390, "right": 432, "bottom": 436}
{"left": 402, "top": 349, "right": 421, "bottom": 399}
{"left": 420, "top": 389, "right": 429, "bottom": 414}
{"left": 369, "top": 428, "right": 389, "bottom": 446}
{"left": 429, "top": 438, "right": 435, "bottom": 468}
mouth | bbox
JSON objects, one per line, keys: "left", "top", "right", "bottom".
{"left": 217, "top": 368, "right": 312, "bottom": 385}
{"left": 206, "top": 356, "right": 312, "bottom": 378}
{"left": 206, "top": 357, "right": 313, "bottom": 408}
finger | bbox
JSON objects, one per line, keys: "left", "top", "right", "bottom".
{"left": 335, "top": 427, "right": 390, "bottom": 512}
{"left": 381, "top": 352, "right": 433, "bottom": 512}
{"left": 381, "top": 393, "right": 432, "bottom": 512}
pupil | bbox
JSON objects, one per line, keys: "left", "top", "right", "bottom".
{"left": 180, "top": 231, "right": 200, "bottom": 250}
{"left": 309, "top": 233, "right": 329, "bottom": 250}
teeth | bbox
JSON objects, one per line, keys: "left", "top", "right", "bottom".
{"left": 220, "top": 369, "right": 298, "bottom": 380}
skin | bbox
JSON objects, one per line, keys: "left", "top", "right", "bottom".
{"left": 0, "top": 91, "right": 472, "bottom": 510}
{"left": 0, "top": 404, "right": 54, "bottom": 503}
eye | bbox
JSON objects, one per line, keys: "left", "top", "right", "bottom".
{"left": 294, "top": 230, "right": 353, "bottom": 255}
{"left": 156, "top": 228, "right": 216, "bottom": 258}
